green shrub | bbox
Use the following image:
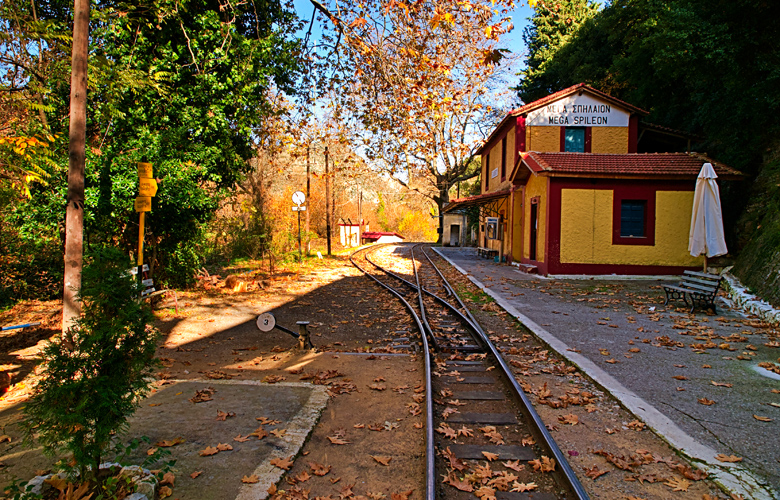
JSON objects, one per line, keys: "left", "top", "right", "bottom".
{"left": 22, "top": 246, "right": 160, "bottom": 484}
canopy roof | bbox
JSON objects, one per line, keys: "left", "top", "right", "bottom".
{"left": 442, "top": 189, "right": 510, "bottom": 215}
{"left": 513, "top": 152, "right": 744, "bottom": 182}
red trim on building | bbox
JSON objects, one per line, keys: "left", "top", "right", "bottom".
{"left": 550, "top": 263, "right": 700, "bottom": 276}
{"left": 628, "top": 115, "right": 639, "bottom": 153}
{"left": 559, "top": 127, "right": 566, "bottom": 152}
{"left": 585, "top": 127, "right": 592, "bottom": 153}
{"left": 546, "top": 178, "right": 693, "bottom": 275}
{"left": 516, "top": 116, "right": 526, "bottom": 161}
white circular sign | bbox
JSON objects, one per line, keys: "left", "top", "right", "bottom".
{"left": 256, "top": 312, "right": 276, "bottom": 332}
{"left": 292, "top": 191, "right": 306, "bottom": 205}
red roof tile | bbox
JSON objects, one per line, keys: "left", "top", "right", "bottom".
{"left": 362, "top": 231, "right": 404, "bottom": 240}
{"left": 520, "top": 152, "right": 743, "bottom": 179}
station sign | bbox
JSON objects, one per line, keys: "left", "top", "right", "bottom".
{"left": 526, "top": 93, "right": 630, "bottom": 127}
{"left": 137, "top": 162, "right": 153, "bottom": 179}
{"left": 134, "top": 196, "right": 152, "bottom": 212}
{"left": 138, "top": 178, "right": 158, "bottom": 197}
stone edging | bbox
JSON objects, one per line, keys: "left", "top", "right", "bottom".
{"left": 722, "top": 273, "right": 780, "bottom": 326}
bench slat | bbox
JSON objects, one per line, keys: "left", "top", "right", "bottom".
{"left": 680, "top": 282, "right": 719, "bottom": 294}
{"left": 682, "top": 277, "right": 720, "bottom": 288}
{"left": 683, "top": 270, "right": 721, "bottom": 280}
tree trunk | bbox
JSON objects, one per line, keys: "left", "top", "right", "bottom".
{"left": 62, "top": 0, "right": 90, "bottom": 334}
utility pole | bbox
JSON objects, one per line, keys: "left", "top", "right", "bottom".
{"left": 305, "top": 145, "right": 311, "bottom": 254}
{"left": 62, "top": 0, "right": 89, "bottom": 334}
{"left": 325, "top": 145, "right": 331, "bottom": 256}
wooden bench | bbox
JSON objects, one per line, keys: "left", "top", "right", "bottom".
{"left": 477, "top": 247, "right": 498, "bottom": 259}
{"left": 663, "top": 271, "right": 722, "bottom": 313}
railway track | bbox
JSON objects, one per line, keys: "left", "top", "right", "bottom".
{"left": 351, "top": 243, "right": 589, "bottom": 500}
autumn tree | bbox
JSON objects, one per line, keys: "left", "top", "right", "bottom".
{"left": 314, "top": 0, "right": 516, "bottom": 240}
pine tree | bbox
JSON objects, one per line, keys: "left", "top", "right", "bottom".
{"left": 517, "top": 0, "right": 600, "bottom": 103}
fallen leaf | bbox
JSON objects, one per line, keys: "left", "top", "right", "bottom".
{"left": 295, "top": 471, "right": 311, "bottom": 482}
{"left": 327, "top": 435, "right": 351, "bottom": 445}
{"left": 146, "top": 447, "right": 158, "bottom": 456}
{"left": 216, "top": 443, "right": 233, "bottom": 451}
{"left": 529, "top": 456, "right": 556, "bottom": 472}
{"left": 711, "top": 381, "right": 733, "bottom": 388}
{"left": 715, "top": 454, "right": 742, "bottom": 463}
{"left": 443, "top": 472, "right": 473, "bottom": 492}
{"left": 216, "top": 410, "right": 236, "bottom": 421}
{"left": 233, "top": 434, "right": 250, "bottom": 442}
{"left": 664, "top": 477, "right": 690, "bottom": 491}
{"left": 502, "top": 460, "right": 524, "bottom": 472}
{"left": 482, "top": 451, "right": 499, "bottom": 461}
{"left": 698, "top": 398, "right": 716, "bottom": 406}
{"left": 310, "top": 462, "right": 331, "bottom": 476}
{"left": 257, "top": 417, "right": 281, "bottom": 425}
{"left": 390, "top": 490, "right": 413, "bottom": 500}
{"left": 156, "top": 437, "right": 185, "bottom": 447}
{"left": 474, "top": 485, "right": 497, "bottom": 500}
{"left": 371, "top": 455, "right": 392, "bottom": 466}
{"left": 270, "top": 429, "right": 287, "bottom": 437}
{"left": 369, "top": 383, "right": 386, "bottom": 391}
{"left": 190, "top": 471, "right": 202, "bottom": 479}
{"left": 160, "top": 472, "right": 175, "bottom": 487}
{"left": 270, "top": 456, "right": 294, "bottom": 470}
{"left": 584, "top": 465, "right": 608, "bottom": 479}
{"left": 753, "top": 415, "right": 773, "bottom": 422}
{"left": 510, "top": 481, "right": 537, "bottom": 492}
{"left": 559, "top": 414, "right": 579, "bottom": 425}
{"left": 199, "top": 446, "right": 219, "bottom": 456}
{"left": 159, "top": 485, "right": 173, "bottom": 498}
{"left": 672, "top": 375, "right": 688, "bottom": 380}
{"left": 242, "top": 475, "right": 259, "bottom": 484}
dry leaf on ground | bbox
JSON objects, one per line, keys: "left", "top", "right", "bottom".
{"left": 270, "top": 456, "right": 293, "bottom": 470}
{"left": 242, "top": 475, "right": 259, "bottom": 484}
{"left": 371, "top": 455, "right": 392, "bottom": 466}
{"left": 199, "top": 446, "right": 219, "bottom": 456}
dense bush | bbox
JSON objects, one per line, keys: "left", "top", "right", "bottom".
{"left": 22, "top": 246, "right": 160, "bottom": 484}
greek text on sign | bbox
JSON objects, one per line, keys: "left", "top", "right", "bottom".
{"left": 134, "top": 196, "right": 151, "bottom": 212}
{"left": 137, "top": 162, "right": 153, "bottom": 179}
{"left": 139, "top": 178, "right": 158, "bottom": 197}
{"left": 526, "top": 94, "right": 630, "bottom": 127}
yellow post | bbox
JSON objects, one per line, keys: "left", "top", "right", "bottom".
{"left": 138, "top": 212, "right": 145, "bottom": 266}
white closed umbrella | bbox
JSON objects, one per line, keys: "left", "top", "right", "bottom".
{"left": 689, "top": 163, "right": 728, "bottom": 270}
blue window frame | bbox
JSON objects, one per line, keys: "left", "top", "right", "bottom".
{"left": 564, "top": 127, "right": 586, "bottom": 152}
{"left": 620, "top": 200, "right": 646, "bottom": 237}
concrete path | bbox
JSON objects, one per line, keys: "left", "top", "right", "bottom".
{"left": 435, "top": 247, "right": 779, "bottom": 499}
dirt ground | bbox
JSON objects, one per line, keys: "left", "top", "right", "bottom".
{"left": 0, "top": 251, "right": 746, "bottom": 499}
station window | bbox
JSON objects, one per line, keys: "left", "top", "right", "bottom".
{"left": 564, "top": 127, "right": 586, "bottom": 152}
{"left": 620, "top": 200, "right": 646, "bottom": 237}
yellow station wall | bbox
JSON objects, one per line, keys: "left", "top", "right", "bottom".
{"left": 511, "top": 190, "right": 524, "bottom": 262}
{"left": 591, "top": 127, "right": 628, "bottom": 153}
{"left": 483, "top": 124, "right": 516, "bottom": 193}
{"left": 559, "top": 189, "right": 702, "bottom": 266}
{"left": 523, "top": 175, "right": 548, "bottom": 262}
{"left": 527, "top": 126, "right": 559, "bottom": 153}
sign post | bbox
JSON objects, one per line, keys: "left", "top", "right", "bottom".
{"left": 292, "top": 191, "right": 306, "bottom": 264}
{"left": 136, "top": 163, "right": 156, "bottom": 296}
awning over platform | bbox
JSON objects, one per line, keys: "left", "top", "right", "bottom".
{"left": 442, "top": 189, "right": 510, "bottom": 218}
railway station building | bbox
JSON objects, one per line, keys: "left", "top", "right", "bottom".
{"left": 442, "top": 83, "right": 742, "bottom": 275}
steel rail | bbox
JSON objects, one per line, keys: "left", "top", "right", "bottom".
{"left": 422, "top": 246, "right": 591, "bottom": 500}
{"left": 349, "top": 245, "right": 436, "bottom": 500}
